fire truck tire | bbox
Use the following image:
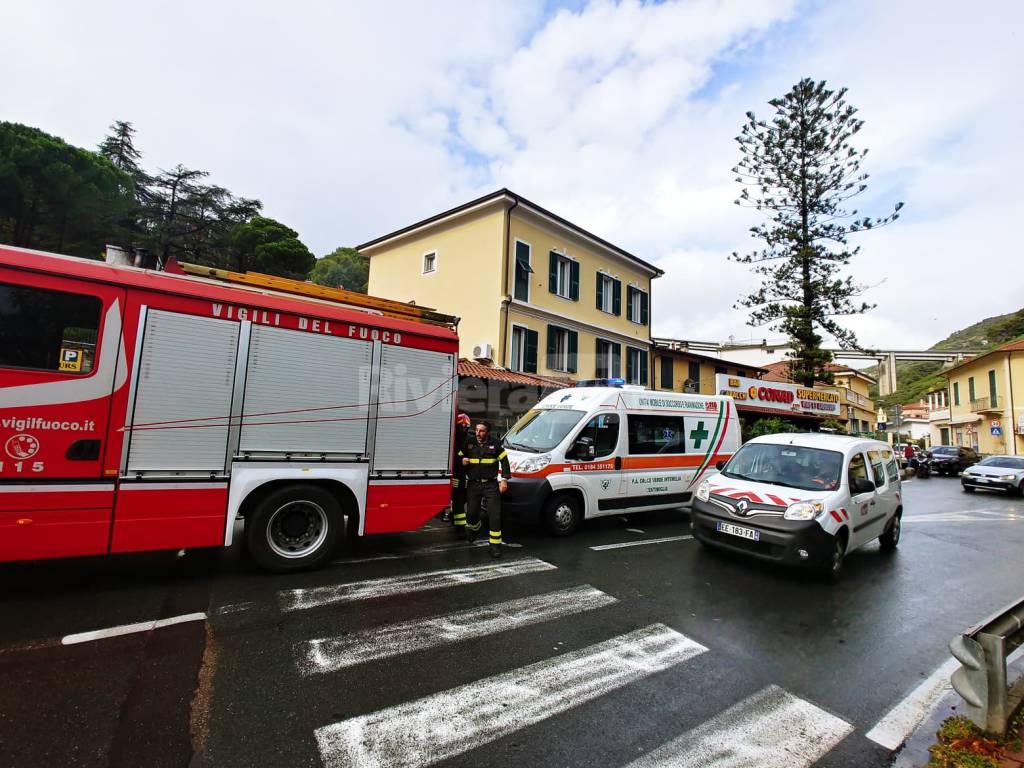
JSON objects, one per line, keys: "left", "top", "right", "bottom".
{"left": 246, "top": 485, "right": 344, "bottom": 572}
{"left": 542, "top": 493, "right": 582, "bottom": 537}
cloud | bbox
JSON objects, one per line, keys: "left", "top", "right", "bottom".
{"left": 3, "top": 0, "right": 1021, "bottom": 351}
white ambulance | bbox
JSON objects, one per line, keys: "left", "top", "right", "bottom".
{"left": 501, "top": 383, "right": 741, "bottom": 535}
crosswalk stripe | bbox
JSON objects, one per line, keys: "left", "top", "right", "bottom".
{"left": 278, "top": 557, "right": 556, "bottom": 612}
{"left": 298, "top": 585, "right": 618, "bottom": 674}
{"left": 314, "top": 624, "right": 707, "bottom": 768}
{"left": 625, "top": 685, "right": 853, "bottom": 768}
{"left": 590, "top": 535, "right": 693, "bottom": 551}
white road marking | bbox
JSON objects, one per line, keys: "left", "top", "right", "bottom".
{"left": 299, "top": 585, "right": 617, "bottom": 674}
{"left": 61, "top": 612, "right": 207, "bottom": 645}
{"left": 866, "top": 645, "right": 1024, "bottom": 751}
{"left": 334, "top": 539, "right": 522, "bottom": 565}
{"left": 590, "top": 535, "right": 694, "bottom": 551}
{"left": 279, "top": 557, "right": 556, "bottom": 612}
{"left": 314, "top": 624, "right": 707, "bottom": 768}
{"left": 626, "top": 685, "right": 853, "bottom": 768}
{"left": 626, "top": 528, "right": 646, "bottom": 534}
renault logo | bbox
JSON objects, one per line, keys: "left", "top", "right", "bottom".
{"left": 736, "top": 500, "right": 749, "bottom": 516}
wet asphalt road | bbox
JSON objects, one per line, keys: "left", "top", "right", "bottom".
{"left": 1, "top": 475, "right": 1023, "bottom": 768}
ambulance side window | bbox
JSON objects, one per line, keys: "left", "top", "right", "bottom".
{"left": 627, "top": 415, "right": 686, "bottom": 454}
{"left": 0, "top": 282, "right": 101, "bottom": 375}
{"left": 574, "top": 414, "right": 619, "bottom": 459}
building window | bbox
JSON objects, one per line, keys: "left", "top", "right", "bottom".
{"left": 595, "top": 272, "right": 621, "bottom": 315}
{"left": 968, "top": 376, "right": 975, "bottom": 403}
{"left": 626, "top": 286, "right": 648, "bottom": 324}
{"left": 736, "top": 369, "right": 746, "bottom": 378}
{"left": 953, "top": 382, "right": 960, "bottom": 406}
{"left": 510, "top": 325, "right": 538, "bottom": 373}
{"left": 422, "top": 251, "right": 437, "bottom": 274}
{"left": 660, "top": 356, "right": 674, "bottom": 389}
{"left": 686, "top": 361, "right": 700, "bottom": 393}
{"left": 548, "top": 251, "right": 579, "bottom": 300}
{"left": 626, "top": 346, "right": 648, "bottom": 386}
{"left": 595, "top": 339, "right": 620, "bottom": 378}
{"left": 715, "top": 365, "right": 726, "bottom": 375}
{"left": 513, "top": 241, "right": 532, "bottom": 302}
{"left": 0, "top": 282, "right": 101, "bottom": 375}
{"left": 988, "top": 369, "right": 997, "bottom": 404}
{"left": 546, "top": 324, "right": 577, "bottom": 373}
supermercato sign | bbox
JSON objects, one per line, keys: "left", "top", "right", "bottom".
{"left": 715, "top": 374, "right": 841, "bottom": 417}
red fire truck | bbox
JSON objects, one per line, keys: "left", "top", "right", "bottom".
{"left": 0, "top": 245, "right": 459, "bottom": 571}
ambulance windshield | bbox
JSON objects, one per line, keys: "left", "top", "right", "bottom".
{"left": 504, "top": 408, "right": 587, "bottom": 453}
{"left": 722, "top": 443, "right": 844, "bottom": 492}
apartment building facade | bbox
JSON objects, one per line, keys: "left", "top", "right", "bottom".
{"left": 926, "top": 386, "right": 951, "bottom": 446}
{"left": 360, "top": 189, "right": 662, "bottom": 385}
{"left": 651, "top": 339, "right": 765, "bottom": 394}
{"left": 941, "top": 339, "right": 1024, "bottom": 455}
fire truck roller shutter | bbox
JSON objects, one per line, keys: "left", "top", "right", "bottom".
{"left": 239, "top": 325, "right": 373, "bottom": 455}
{"left": 372, "top": 346, "right": 455, "bottom": 472}
{"left": 126, "top": 310, "right": 239, "bottom": 472}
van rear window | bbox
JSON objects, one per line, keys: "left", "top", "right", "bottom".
{"left": 0, "top": 282, "right": 101, "bottom": 375}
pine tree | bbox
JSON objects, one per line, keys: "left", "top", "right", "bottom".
{"left": 731, "top": 78, "right": 903, "bottom": 386}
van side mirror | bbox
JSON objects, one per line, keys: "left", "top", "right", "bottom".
{"left": 715, "top": 460, "right": 726, "bottom": 471}
{"left": 851, "top": 477, "right": 875, "bottom": 494}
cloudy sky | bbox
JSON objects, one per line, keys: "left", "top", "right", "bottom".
{"left": 3, "top": 0, "right": 1020, "bottom": 350}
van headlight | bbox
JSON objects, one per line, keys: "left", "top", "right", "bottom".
{"left": 510, "top": 453, "right": 551, "bottom": 474}
{"left": 696, "top": 481, "right": 710, "bottom": 502}
{"left": 784, "top": 501, "right": 824, "bottom": 521}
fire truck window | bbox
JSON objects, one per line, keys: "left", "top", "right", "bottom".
{"left": 627, "top": 414, "right": 686, "bottom": 454}
{"left": 0, "top": 283, "right": 101, "bottom": 375}
{"left": 576, "top": 414, "right": 619, "bottom": 459}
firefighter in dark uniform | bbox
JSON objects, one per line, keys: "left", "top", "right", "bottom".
{"left": 449, "top": 413, "right": 471, "bottom": 531}
{"left": 459, "top": 421, "right": 510, "bottom": 558}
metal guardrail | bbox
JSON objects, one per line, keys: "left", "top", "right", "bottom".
{"left": 950, "top": 596, "right": 1024, "bottom": 733}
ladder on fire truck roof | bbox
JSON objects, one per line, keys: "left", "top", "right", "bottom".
{"left": 174, "top": 261, "right": 459, "bottom": 329}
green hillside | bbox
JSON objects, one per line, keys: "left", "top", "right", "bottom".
{"left": 869, "top": 307, "right": 1024, "bottom": 406}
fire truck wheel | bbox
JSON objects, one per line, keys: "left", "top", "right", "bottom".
{"left": 543, "top": 493, "right": 582, "bottom": 537}
{"left": 247, "top": 485, "right": 344, "bottom": 572}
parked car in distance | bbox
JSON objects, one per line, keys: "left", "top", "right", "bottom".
{"left": 929, "top": 445, "right": 979, "bottom": 476}
{"left": 961, "top": 455, "right": 1024, "bottom": 495}
{"left": 691, "top": 434, "right": 902, "bottom": 582}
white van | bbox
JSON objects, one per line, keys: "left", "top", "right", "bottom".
{"left": 501, "top": 384, "right": 741, "bottom": 535}
{"left": 691, "top": 433, "right": 903, "bottom": 580}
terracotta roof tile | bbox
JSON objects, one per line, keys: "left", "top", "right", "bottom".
{"left": 457, "top": 360, "right": 567, "bottom": 389}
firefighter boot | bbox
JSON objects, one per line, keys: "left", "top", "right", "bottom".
{"left": 465, "top": 521, "right": 480, "bottom": 543}
{"left": 489, "top": 530, "right": 502, "bottom": 558}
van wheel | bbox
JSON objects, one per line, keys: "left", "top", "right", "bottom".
{"left": 962, "top": 486, "right": 975, "bottom": 494}
{"left": 246, "top": 485, "right": 344, "bottom": 572}
{"left": 880, "top": 513, "right": 901, "bottom": 551}
{"left": 823, "top": 534, "right": 847, "bottom": 583}
{"left": 543, "top": 494, "right": 582, "bottom": 537}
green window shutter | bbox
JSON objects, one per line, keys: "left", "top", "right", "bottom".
{"left": 595, "top": 339, "right": 606, "bottom": 378}
{"left": 612, "top": 344, "right": 621, "bottom": 378}
{"left": 953, "top": 382, "right": 960, "bottom": 406}
{"left": 514, "top": 242, "right": 531, "bottom": 301}
{"left": 627, "top": 287, "right": 634, "bottom": 320}
{"left": 524, "top": 329, "right": 538, "bottom": 374}
{"left": 612, "top": 279, "right": 621, "bottom": 315}
{"left": 596, "top": 273, "right": 604, "bottom": 310}
{"left": 548, "top": 252, "right": 558, "bottom": 294}
{"left": 640, "top": 291, "right": 649, "bottom": 325}
{"left": 626, "top": 348, "right": 635, "bottom": 383}
{"left": 968, "top": 376, "right": 975, "bottom": 402}
{"left": 569, "top": 260, "right": 580, "bottom": 301}
{"left": 660, "top": 356, "right": 673, "bottom": 389}
{"left": 546, "top": 324, "right": 557, "bottom": 369}
{"left": 640, "top": 350, "right": 648, "bottom": 386}
{"left": 567, "top": 330, "right": 578, "bottom": 373}
{"left": 989, "top": 369, "right": 997, "bottom": 402}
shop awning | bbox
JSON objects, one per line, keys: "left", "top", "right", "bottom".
{"left": 949, "top": 414, "right": 983, "bottom": 425}
{"left": 733, "top": 403, "right": 828, "bottom": 420}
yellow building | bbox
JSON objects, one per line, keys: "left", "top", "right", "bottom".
{"left": 941, "top": 339, "right": 1024, "bottom": 455}
{"left": 831, "top": 368, "right": 877, "bottom": 435}
{"left": 651, "top": 340, "right": 765, "bottom": 394}
{"left": 360, "top": 189, "right": 662, "bottom": 384}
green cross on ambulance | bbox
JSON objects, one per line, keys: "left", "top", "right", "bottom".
{"left": 500, "top": 381, "right": 741, "bottom": 536}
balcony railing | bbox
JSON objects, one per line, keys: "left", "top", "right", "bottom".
{"left": 970, "top": 396, "right": 1002, "bottom": 413}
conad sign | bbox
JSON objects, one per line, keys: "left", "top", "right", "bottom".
{"left": 715, "top": 374, "right": 841, "bottom": 417}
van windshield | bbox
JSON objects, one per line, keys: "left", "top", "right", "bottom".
{"left": 722, "top": 443, "right": 844, "bottom": 491}
{"left": 504, "top": 409, "right": 587, "bottom": 453}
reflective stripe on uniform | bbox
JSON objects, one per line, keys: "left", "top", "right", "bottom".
{"left": 489, "top": 530, "right": 502, "bottom": 544}
{"left": 497, "top": 451, "right": 507, "bottom": 460}
{"left": 466, "top": 458, "right": 499, "bottom": 464}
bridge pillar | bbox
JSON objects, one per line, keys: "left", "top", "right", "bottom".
{"left": 878, "top": 353, "right": 898, "bottom": 396}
